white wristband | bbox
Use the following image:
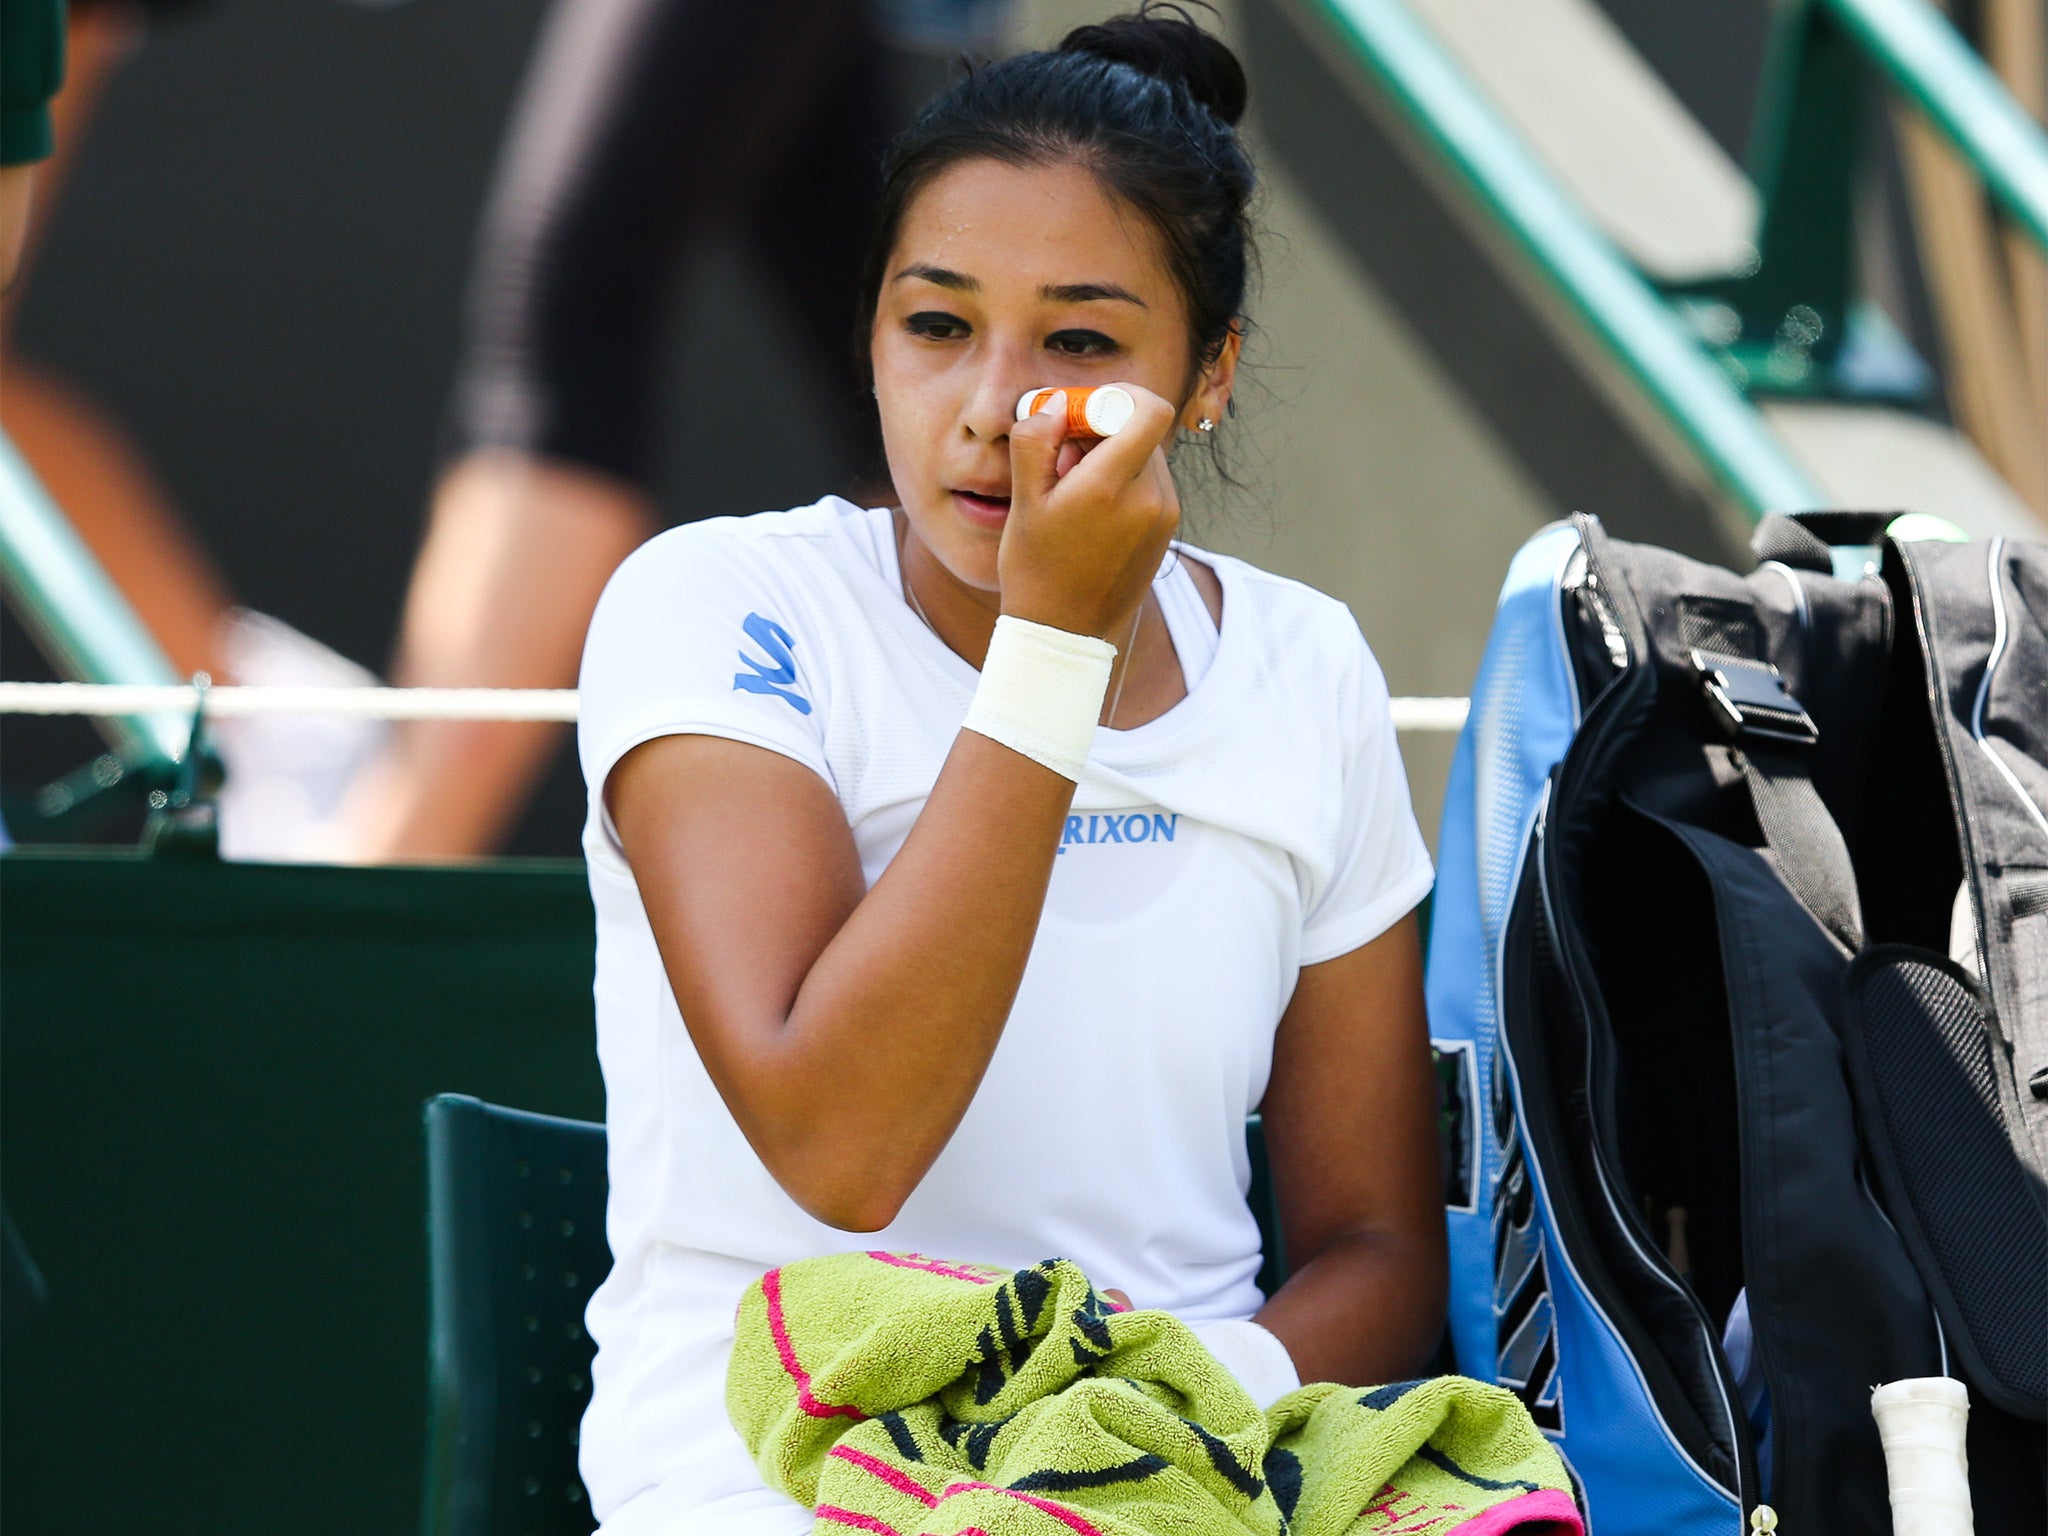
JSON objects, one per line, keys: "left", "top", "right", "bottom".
{"left": 1189, "top": 1317, "right": 1301, "bottom": 1409}
{"left": 961, "top": 615, "right": 1116, "bottom": 781}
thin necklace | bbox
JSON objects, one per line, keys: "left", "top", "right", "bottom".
{"left": 902, "top": 557, "right": 1145, "bottom": 729}
{"left": 1106, "top": 603, "right": 1144, "bottom": 729}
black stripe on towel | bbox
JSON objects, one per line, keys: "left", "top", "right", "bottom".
{"left": 1416, "top": 1443, "right": 1540, "bottom": 1494}
{"left": 878, "top": 1412, "right": 922, "bottom": 1463}
{"left": 1358, "top": 1380, "right": 1427, "bottom": 1412}
{"left": 1009, "top": 1454, "right": 1170, "bottom": 1493}
{"left": 1013, "top": 1265, "right": 1054, "bottom": 1331}
{"left": 995, "top": 1285, "right": 1022, "bottom": 1356}
{"left": 1262, "top": 1445, "right": 1303, "bottom": 1528}
{"left": 1180, "top": 1419, "right": 1263, "bottom": 1499}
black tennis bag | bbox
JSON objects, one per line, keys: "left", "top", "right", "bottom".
{"left": 1430, "top": 510, "right": 2047, "bottom": 1534}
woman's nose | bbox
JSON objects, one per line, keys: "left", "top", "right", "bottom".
{"left": 961, "top": 351, "right": 1037, "bottom": 442}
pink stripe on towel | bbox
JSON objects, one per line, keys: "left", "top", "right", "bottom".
{"left": 816, "top": 1506, "right": 904, "bottom": 1535}
{"left": 1450, "top": 1488, "right": 1583, "bottom": 1536}
{"left": 761, "top": 1267, "right": 866, "bottom": 1422}
{"left": 829, "top": 1444, "right": 941, "bottom": 1508}
{"left": 940, "top": 1482, "right": 1107, "bottom": 1536}
{"left": 865, "top": 1251, "right": 997, "bottom": 1284}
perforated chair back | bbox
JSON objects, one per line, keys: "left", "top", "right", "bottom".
{"left": 422, "top": 1095, "right": 611, "bottom": 1536}
{"left": 419, "top": 1099, "right": 1287, "bottom": 1536}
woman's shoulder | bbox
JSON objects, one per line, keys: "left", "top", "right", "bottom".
{"left": 591, "top": 499, "right": 894, "bottom": 638}
{"left": 584, "top": 497, "right": 894, "bottom": 671}
{"left": 1193, "top": 547, "right": 1381, "bottom": 685}
{"left": 576, "top": 500, "right": 890, "bottom": 769}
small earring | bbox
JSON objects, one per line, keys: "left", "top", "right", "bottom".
{"left": 1196, "top": 417, "right": 1216, "bottom": 432}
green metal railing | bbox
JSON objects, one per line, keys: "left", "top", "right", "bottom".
{"left": 0, "top": 430, "right": 189, "bottom": 815}
{"left": 1301, "top": 0, "right": 2048, "bottom": 523}
{"left": 1732, "top": 0, "right": 2048, "bottom": 384}
{"left": 1305, "top": 0, "right": 1825, "bottom": 520}
{"left": 1832, "top": 0, "right": 2048, "bottom": 251}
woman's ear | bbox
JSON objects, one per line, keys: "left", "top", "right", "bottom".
{"left": 1182, "top": 321, "right": 1243, "bottom": 432}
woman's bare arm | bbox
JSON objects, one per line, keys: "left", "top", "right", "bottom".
{"left": 611, "top": 729, "right": 1075, "bottom": 1233}
{"left": 1253, "top": 911, "right": 1447, "bottom": 1386}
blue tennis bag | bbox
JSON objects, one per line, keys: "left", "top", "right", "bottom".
{"left": 1426, "top": 512, "right": 2047, "bottom": 1534}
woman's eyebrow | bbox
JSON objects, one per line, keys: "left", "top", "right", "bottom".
{"left": 894, "top": 263, "right": 977, "bottom": 290}
{"left": 890, "top": 267, "right": 1144, "bottom": 307}
{"left": 1041, "top": 281, "right": 1146, "bottom": 307}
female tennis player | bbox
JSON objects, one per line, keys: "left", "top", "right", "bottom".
{"left": 575, "top": 10, "right": 1445, "bottom": 1532}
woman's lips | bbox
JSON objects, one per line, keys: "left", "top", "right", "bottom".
{"left": 950, "top": 489, "right": 1012, "bottom": 528}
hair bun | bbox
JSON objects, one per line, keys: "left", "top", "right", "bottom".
{"left": 1057, "top": 6, "right": 1249, "bottom": 127}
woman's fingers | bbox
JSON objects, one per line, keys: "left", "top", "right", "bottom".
{"left": 1042, "top": 385, "right": 1176, "bottom": 500}
{"left": 1008, "top": 408, "right": 1068, "bottom": 502}
{"left": 999, "top": 382, "right": 1182, "bottom": 639}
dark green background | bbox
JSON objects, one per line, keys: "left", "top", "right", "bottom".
{"left": 2, "top": 850, "right": 604, "bottom": 1535}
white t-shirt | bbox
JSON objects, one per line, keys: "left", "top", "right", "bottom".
{"left": 575, "top": 497, "right": 1433, "bottom": 1529}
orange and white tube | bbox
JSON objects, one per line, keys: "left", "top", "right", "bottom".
{"left": 1015, "top": 385, "right": 1137, "bottom": 440}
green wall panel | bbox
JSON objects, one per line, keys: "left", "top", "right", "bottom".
{"left": 1, "top": 850, "right": 602, "bottom": 1535}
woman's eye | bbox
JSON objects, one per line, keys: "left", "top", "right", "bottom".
{"left": 905, "top": 311, "right": 971, "bottom": 341}
{"left": 1046, "top": 329, "right": 1119, "bottom": 358}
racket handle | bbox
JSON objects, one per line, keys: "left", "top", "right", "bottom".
{"left": 1872, "top": 1377, "right": 1973, "bottom": 1535}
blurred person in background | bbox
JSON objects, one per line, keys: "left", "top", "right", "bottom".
{"left": 3, "top": 0, "right": 385, "bottom": 858}
{"left": 326, "top": 0, "right": 1012, "bottom": 862}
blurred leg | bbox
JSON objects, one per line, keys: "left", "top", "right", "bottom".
{"left": 335, "top": 0, "right": 871, "bottom": 861}
{"left": 0, "top": 359, "right": 233, "bottom": 677}
{"left": 325, "top": 450, "right": 650, "bottom": 862}
{"left": 0, "top": 164, "right": 33, "bottom": 289}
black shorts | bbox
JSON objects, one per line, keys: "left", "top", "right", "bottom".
{"left": 447, "top": 0, "right": 894, "bottom": 487}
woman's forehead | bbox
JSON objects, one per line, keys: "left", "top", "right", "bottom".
{"left": 892, "top": 158, "right": 1169, "bottom": 298}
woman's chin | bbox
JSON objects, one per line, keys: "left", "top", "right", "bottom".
{"left": 902, "top": 503, "right": 1002, "bottom": 593}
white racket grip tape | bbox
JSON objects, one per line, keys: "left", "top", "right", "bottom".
{"left": 961, "top": 616, "right": 1116, "bottom": 781}
{"left": 1872, "top": 1377, "right": 1974, "bottom": 1535}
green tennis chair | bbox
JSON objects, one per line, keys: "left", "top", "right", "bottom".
{"left": 420, "top": 1095, "right": 1289, "bottom": 1536}
{"left": 422, "top": 1095, "right": 611, "bottom": 1536}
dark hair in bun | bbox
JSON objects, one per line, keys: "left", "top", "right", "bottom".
{"left": 860, "top": 4, "right": 1257, "bottom": 387}
{"left": 1057, "top": 9, "right": 1248, "bottom": 127}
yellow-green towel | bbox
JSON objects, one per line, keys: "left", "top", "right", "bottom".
{"left": 729, "top": 1251, "right": 1581, "bottom": 1535}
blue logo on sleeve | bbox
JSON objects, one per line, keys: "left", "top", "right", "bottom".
{"left": 732, "top": 613, "right": 812, "bottom": 714}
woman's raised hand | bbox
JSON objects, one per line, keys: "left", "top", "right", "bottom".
{"left": 999, "top": 382, "right": 1181, "bottom": 642}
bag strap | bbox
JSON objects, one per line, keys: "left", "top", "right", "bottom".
{"left": 1736, "top": 743, "right": 1864, "bottom": 952}
{"left": 1690, "top": 646, "right": 1865, "bottom": 953}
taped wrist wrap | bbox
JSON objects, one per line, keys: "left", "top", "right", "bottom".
{"left": 1189, "top": 1317, "right": 1302, "bottom": 1410}
{"left": 961, "top": 615, "right": 1116, "bottom": 781}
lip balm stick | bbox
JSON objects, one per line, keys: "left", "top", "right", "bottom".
{"left": 1872, "top": 1378, "right": 1974, "bottom": 1535}
{"left": 1015, "top": 385, "right": 1138, "bottom": 440}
